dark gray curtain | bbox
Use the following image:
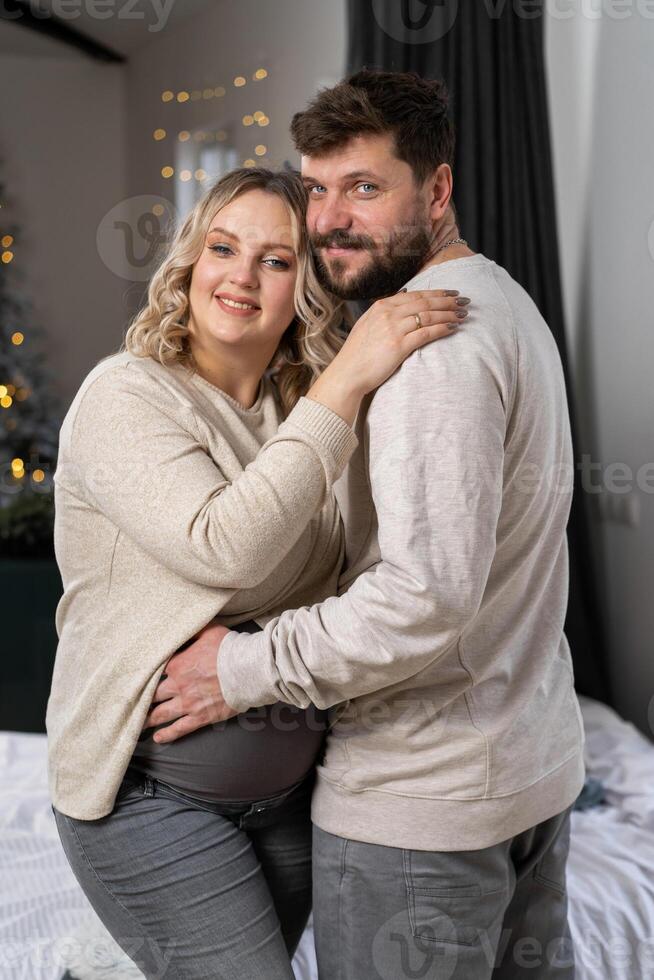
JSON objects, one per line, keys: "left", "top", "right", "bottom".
{"left": 347, "top": 0, "right": 612, "bottom": 703}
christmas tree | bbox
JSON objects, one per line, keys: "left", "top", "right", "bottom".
{"left": 0, "top": 175, "right": 61, "bottom": 558}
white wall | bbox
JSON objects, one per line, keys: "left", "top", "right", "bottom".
{"left": 125, "top": 0, "right": 347, "bottom": 308}
{"left": 0, "top": 54, "right": 127, "bottom": 409}
{"left": 546, "top": 8, "right": 654, "bottom": 734}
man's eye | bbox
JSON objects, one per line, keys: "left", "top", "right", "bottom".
{"left": 357, "top": 183, "right": 377, "bottom": 194}
{"left": 308, "top": 185, "right": 326, "bottom": 195}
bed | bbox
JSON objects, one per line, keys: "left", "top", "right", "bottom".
{"left": 2, "top": 695, "right": 653, "bottom": 980}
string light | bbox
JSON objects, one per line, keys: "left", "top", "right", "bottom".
{"left": 254, "top": 69, "right": 268, "bottom": 80}
{"left": 243, "top": 159, "right": 256, "bottom": 168}
{"left": 1, "top": 396, "right": 12, "bottom": 409}
{"left": 152, "top": 205, "right": 164, "bottom": 217}
{"left": 178, "top": 131, "right": 191, "bottom": 142}
{"left": 258, "top": 116, "right": 270, "bottom": 127}
{"left": 195, "top": 169, "right": 207, "bottom": 181}
{"left": 11, "top": 332, "right": 24, "bottom": 346}
{"left": 234, "top": 76, "right": 246, "bottom": 87}
{"left": 255, "top": 145, "right": 267, "bottom": 156}
{"left": 153, "top": 129, "right": 166, "bottom": 141}
{"left": 2, "top": 251, "right": 13, "bottom": 263}
{"left": 215, "top": 86, "right": 226, "bottom": 97}
{"left": 242, "top": 115, "right": 254, "bottom": 127}
{"left": 33, "top": 470, "right": 45, "bottom": 483}
{"left": 180, "top": 170, "right": 192, "bottom": 182}
{"left": 1, "top": 235, "right": 12, "bottom": 247}
{"left": 253, "top": 111, "right": 265, "bottom": 122}
{"left": 177, "top": 91, "right": 190, "bottom": 103}
{"left": 202, "top": 88, "right": 214, "bottom": 100}
{"left": 161, "top": 166, "right": 174, "bottom": 179}
{"left": 161, "top": 90, "right": 174, "bottom": 102}
{"left": 0, "top": 386, "right": 6, "bottom": 397}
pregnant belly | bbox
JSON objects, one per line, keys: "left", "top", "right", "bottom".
{"left": 130, "top": 620, "right": 328, "bottom": 803}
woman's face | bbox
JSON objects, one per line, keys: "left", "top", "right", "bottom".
{"left": 188, "top": 189, "right": 299, "bottom": 357}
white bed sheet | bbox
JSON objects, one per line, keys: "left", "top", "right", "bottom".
{"left": 1, "top": 695, "right": 652, "bottom": 980}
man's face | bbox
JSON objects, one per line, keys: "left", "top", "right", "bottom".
{"left": 301, "top": 133, "right": 434, "bottom": 301}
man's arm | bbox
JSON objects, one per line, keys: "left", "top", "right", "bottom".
{"left": 217, "top": 334, "right": 509, "bottom": 713}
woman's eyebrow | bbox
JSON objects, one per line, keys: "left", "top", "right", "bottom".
{"left": 208, "top": 226, "right": 294, "bottom": 252}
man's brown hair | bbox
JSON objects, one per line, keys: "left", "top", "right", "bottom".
{"left": 290, "top": 68, "right": 455, "bottom": 184}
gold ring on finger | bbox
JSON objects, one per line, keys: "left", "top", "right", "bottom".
{"left": 414, "top": 312, "right": 422, "bottom": 329}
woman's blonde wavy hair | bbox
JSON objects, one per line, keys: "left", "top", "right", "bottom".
{"left": 122, "top": 167, "right": 346, "bottom": 414}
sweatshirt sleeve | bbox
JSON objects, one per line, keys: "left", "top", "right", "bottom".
{"left": 217, "top": 335, "right": 508, "bottom": 712}
{"left": 63, "top": 365, "right": 357, "bottom": 589}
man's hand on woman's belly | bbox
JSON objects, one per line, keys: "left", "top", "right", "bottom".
{"left": 143, "top": 622, "right": 238, "bottom": 743}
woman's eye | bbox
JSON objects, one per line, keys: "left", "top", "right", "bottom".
{"left": 209, "top": 243, "right": 233, "bottom": 255}
{"left": 264, "top": 257, "right": 290, "bottom": 269}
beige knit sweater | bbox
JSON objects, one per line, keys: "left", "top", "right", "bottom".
{"left": 218, "top": 256, "right": 587, "bottom": 852}
{"left": 46, "top": 350, "right": 358, "bottom": 819}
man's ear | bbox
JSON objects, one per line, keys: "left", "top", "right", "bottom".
{"left": 426, "top": 163, "right": 453, "bottom": 222}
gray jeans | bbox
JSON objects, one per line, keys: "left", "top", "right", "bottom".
{"left": 53, "top": 767, "right": 314, "bottom": 979}
{"left": 312, "top": 805, "right": 575, "bottom": 980}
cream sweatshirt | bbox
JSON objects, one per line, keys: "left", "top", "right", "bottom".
{"left": 218, "top": 255, "right": 587, "bottom": 852}
{"left": 46, "top": 350, "right": 358, "bottom": 819}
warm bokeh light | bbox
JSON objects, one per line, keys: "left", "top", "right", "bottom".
{"left": 33, "top": 470, "right": 45, "bottom": 483}
{"left": 11, "top": 332, "right": 24, "bottom": 345}
{"left": 255, "top": 145, "right": 267, "bottom": 156}
{"left": 153, "top": 128, "right": 166, "bottom": 141}
{"left": 242, "top": 115, "right": 254, "bottom": 126}
{"left": 1, "top": 396, "right": 12, "bottom": 409}
{"left": 152, "top": 204, "right": 164, "bottom": 217}
{"left": 177, "top": 91, "right": 190, "bottom": 103}
{"left": 0, "top": 386, "right": 6, "bottom": 398}
{"left": 254, "top": 69, "right": 268, "bottom": 80}
{"left": 178, "top": 131, "right": 190, "bottom": 142}
{"left": 234, "top": 76, "right": 246, "bottom": 87}
{"left": 1, "top": 235, "right": 13, "bottom": 247}
{"left": 2, "top": 250, "right": 13, "bottom": 263}
{"left": 180, "top": 170, "right": 192, "bottom": 182}
{"left": 161, "top": 90, "right": 174, "bottom": 102}
{"left": 258, "top": 116, "right": 270, "bottom": 127}
{"left": 243, "top": 159, "right": 256, "bottom": 168}
{"left": 215, "top": 86, "right": 226, "bottom": 97}
{"left": 161, "top": 166, "right": 174, "bottom": 179}
{"left": 195, "top": 169, "right": 207, "bottom": 181}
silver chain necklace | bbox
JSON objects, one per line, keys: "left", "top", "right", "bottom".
{"left": 433, "top": 237, "right": 468, "bottom": 257}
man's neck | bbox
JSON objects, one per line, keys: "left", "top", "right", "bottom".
{"left": 421, "top": 218, "right": 475, "bottom": 273}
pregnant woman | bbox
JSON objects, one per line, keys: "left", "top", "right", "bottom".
{"left": 47, "top": 166, "right": 466, "bottom": 979}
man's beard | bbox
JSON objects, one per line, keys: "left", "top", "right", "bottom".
{"left": 311, "top": 222, "right": 433, "bottom": 301}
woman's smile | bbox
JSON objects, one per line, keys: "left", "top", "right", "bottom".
{"left": 214, "top": 291, "right": 261, "bottom": 317}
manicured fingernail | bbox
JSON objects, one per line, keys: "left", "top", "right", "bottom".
{"left": 444, "top": 290, "right": 459, "bottom": 296}
{"left": 456, "top": 310, "right": 468, "bottom": 318}
{"left": 448, "top": 323, "right": 459, "bottom": 330}
{"left": 456, "top": 297, "right": 471, "bottom": 306}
